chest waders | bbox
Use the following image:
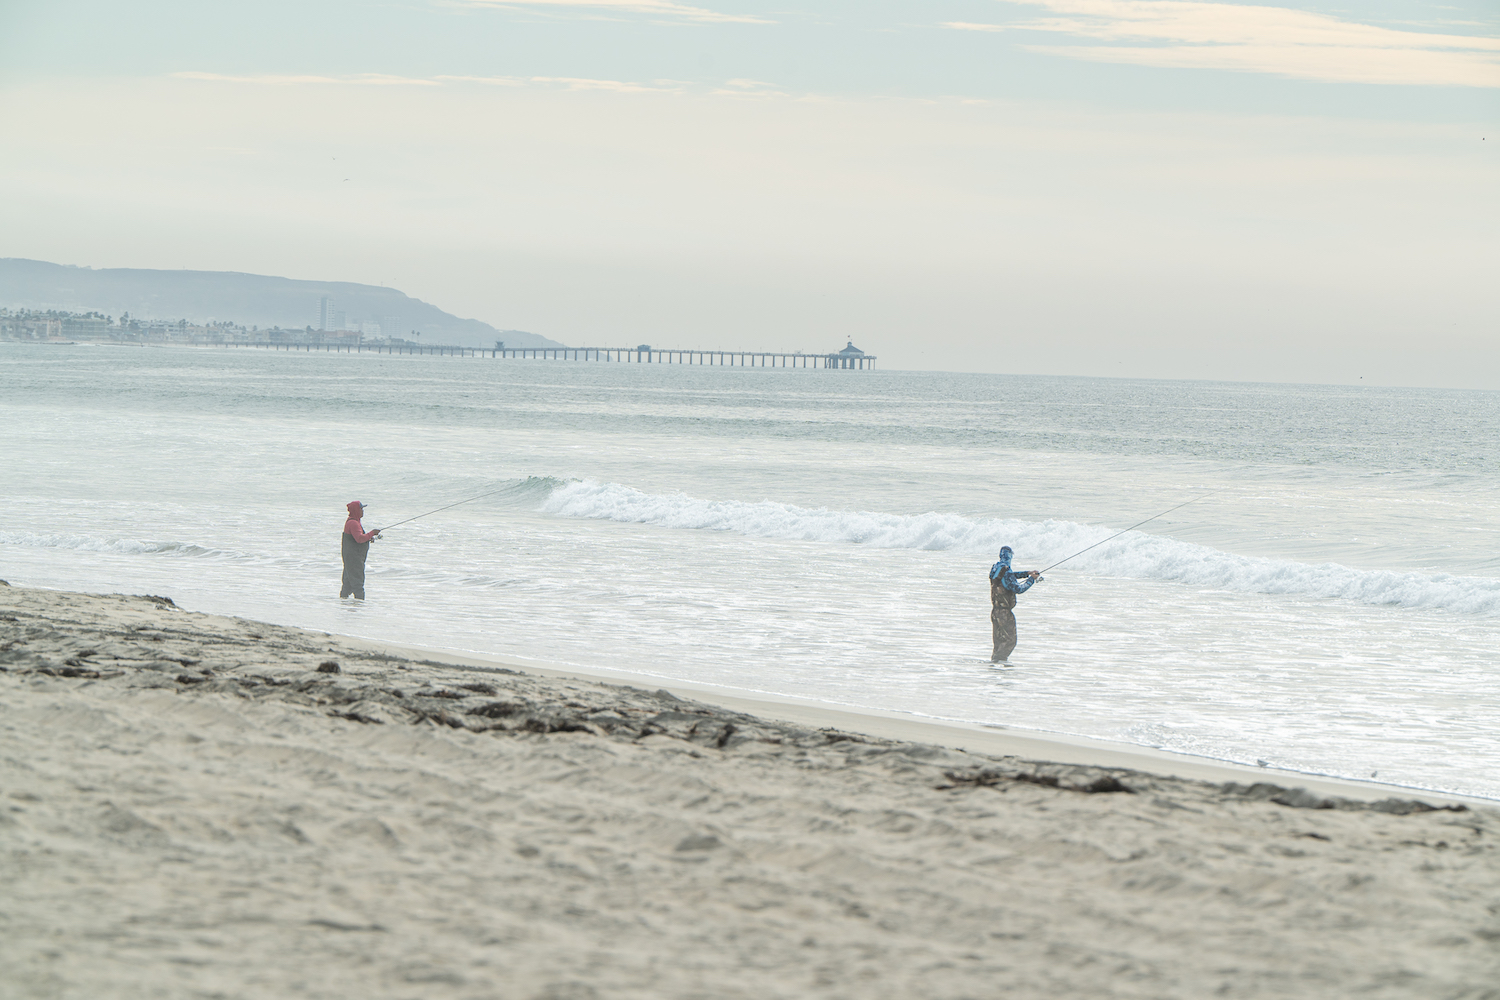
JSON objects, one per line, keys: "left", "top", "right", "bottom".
{"left": 991, "top": 577, "right": 1018, "bottom": 663}
{"left": 341, "top": 532, "right": 370, "bottom": 600}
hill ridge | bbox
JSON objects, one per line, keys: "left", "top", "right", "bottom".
{"left": 0, "top": 258, "right": 561, "bottom": 349}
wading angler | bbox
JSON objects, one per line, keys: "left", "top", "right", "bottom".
{"left": 989, "top": 546, "right": 1041, "bottom": 663}
{"left": 340, "top": 501, "right": 381, "bottom": 599}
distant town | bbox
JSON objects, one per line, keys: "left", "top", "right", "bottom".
{"left": 0, "top": 297, "right": 421, "bottom": 348}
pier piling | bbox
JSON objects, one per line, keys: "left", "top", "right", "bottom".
{"left": 222, "top": 343, "right": 874, "bottom": 368}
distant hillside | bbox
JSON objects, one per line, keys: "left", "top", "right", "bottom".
{"left": 0, "top": 259, "right": 563, "bottom": 349}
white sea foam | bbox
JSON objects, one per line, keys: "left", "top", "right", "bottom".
{"left": 541, "top": 480, "right": 1500, "bottom": 615}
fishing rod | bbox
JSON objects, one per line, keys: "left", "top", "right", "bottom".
{"left": 1034, "top": 491, "right": 1218, "bottom": 576}
{"left": 377, "top": 486, "right": 512, "bottom": 532}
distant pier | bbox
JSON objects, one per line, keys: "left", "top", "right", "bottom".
{"left": 224, "top": 340, "right": 876, "bottom": 369}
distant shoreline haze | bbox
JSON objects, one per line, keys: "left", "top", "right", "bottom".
{"left": 0, "top": 258, "right": 563, "bottom": 350}
{"left": 0, "top": 306, "right": 426, "bottom": 349}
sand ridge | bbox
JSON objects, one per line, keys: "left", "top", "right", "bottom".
{"left": 2, "top": 584, "right": 1497, "bottom": 999}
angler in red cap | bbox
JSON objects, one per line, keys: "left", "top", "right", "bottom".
{"left": 340, "top": 501, "right": 381, "bottom": 599}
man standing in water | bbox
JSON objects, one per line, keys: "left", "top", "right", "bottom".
{"left": 341, "top": 501, "right": 381, "bottom": 600}
{"left": 990, "top": 546, "right": 1041, "bottom": 662}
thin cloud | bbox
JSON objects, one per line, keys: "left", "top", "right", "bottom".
{"left": 943, "top": 22, "right": 1007, "bottom": 33}
{"left": 948, "top": 1, "right": 1500, "bottom": 86}
{"left": 449, "top": 0, "right": 770, "bottom": 24}
{"left": 1028, "top": 41, "right": 1500, "bottom": 86}
{"left": 172, "top": 72, "right": 441, "bottom": 87}
{"left": 709, "top": 78, "right": 790, "bottom": 97}
{"left": 529, "top": 76, "right": 686, "bottom": 92}
{"left": 180, "top": 72, "right": 774, "bottom": 97}
{"left": 434, "top": 75, "right": 526, "bottom": 86}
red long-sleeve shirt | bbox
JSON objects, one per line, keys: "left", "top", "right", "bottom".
{"left": 344, "top": 517, "right": 378, "bottom": 543}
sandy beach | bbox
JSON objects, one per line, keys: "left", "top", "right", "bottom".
{"left": 2, "top": 583, "right": 1497, "bottom": 1000}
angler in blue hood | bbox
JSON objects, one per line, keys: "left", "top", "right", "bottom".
{"left": 989, "top": 546, "right": 1041, "bottom": 662}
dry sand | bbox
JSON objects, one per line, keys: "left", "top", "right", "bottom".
{"left": 2, "top": 583, "right": 1497, "bottom": 999}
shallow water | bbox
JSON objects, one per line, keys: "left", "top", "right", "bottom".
{"left": 4, "top": 344, "right": 1498, "bottom": 798}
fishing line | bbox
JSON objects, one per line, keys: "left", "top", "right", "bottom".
{"left": 377, "top": 486, "right": 512, "bottom": 532}
{"left": 1034, "top": 491, "right": 1218, "bottom": 576}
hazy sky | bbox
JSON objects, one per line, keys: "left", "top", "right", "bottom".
{"left": 2, "top": 0, "right": 1495, "bottom": 385}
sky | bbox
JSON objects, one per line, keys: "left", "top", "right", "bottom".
{"left": 1, "top": 0, "right": 1496, "bottom": 385}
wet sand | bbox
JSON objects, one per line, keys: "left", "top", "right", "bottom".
{"left": 2, "top": 583, "right": 1497, "bottom": 999}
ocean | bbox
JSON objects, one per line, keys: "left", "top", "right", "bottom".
{"left": 4, "top": 344, "right": 1498, "bottom": 800}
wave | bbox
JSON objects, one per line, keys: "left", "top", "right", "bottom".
{"left": 0, "top": 531, "right": 239, "bottom": 560}
{"left": 495, "top": 475, "right": 571, "bottom": 505}
{"left": 540, "top": 480, "right": 1500, "bottom": 615}
{"left": 379, "top": 475, "right": 570, "bottom": 522}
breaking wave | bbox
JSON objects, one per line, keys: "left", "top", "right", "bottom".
{"left": 484, "top": 475, "right": 570, "bottom": 506}
{"left": 540, "top": 480, "right": 1500, "bottom": 615}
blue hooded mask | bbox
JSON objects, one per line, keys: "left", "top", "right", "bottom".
{"left": 989, "top": 545, "right": 1039, "bottom": 595}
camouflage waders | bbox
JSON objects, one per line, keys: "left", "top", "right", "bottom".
{"left": 991, "top": 578, "right": 1017, "bottom": 662}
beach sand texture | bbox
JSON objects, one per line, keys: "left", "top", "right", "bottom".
{"left": 2, "top": 584, "right": 1497, "bottom": 999}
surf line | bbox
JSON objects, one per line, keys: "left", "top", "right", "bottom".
{"left": 378, "top": 487, "right": 512, "bottom": 532}
{"left": 1035, "top": 491, "right": 1218, "bottom": 576}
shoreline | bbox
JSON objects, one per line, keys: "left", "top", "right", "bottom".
{"left": 8, "top": 579, "right": 1488, "bottom": 807}
{"left": 5, "top": 583, "right": 1498, "bottom": 999}
{"left": 314, "top": 634, "right": 1495, "bottom": 809}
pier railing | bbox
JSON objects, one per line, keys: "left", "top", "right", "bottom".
{"left": 222, "top": 342, "right": 876, "bottom": 369}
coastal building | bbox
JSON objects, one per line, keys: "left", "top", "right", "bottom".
{"left": 833, "top": 341, "right": 867, "bottom": 369}
{"left": 0, "top": 311, "right": 62, "bottom": 340}
{"left": 62, "top": 315, "right": 108, "bottom": 340}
